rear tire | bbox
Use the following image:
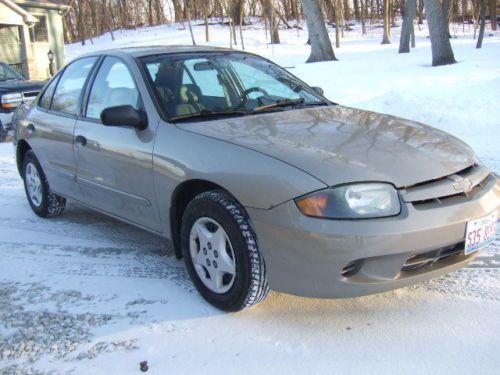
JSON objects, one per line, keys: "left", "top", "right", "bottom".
{"left": 22, "top": 150, "right": 65, "bottom": 218}
{"left": 181, "top": 190, "right": 269, "bottom": 312}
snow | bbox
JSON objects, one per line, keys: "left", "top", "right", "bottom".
{"left": 1, "top": 19, "right": 499, "bottom": 374}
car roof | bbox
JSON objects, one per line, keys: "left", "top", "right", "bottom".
{"left": 79, "top": 45, "right": 238, "bottom": 59}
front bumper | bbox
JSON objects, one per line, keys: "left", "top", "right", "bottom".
{"left": 247, "top": 174, "right": 500, "bottom": 298}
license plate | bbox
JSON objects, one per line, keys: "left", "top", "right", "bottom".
{"left": 465, "top": 212, "right": 497, "bottom": 254}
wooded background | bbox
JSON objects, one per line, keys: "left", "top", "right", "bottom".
{"left": 61, "top": 0, "right": 499, "bottom": 66}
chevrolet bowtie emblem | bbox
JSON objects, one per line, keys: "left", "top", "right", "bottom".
{"left": 452, "top": 177, "right": 474, "bottom": 193}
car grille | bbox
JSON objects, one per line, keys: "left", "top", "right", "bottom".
{"left": 341, "top": 260, "right": 363, "bottom": 278}
{"left": 400, "top": 164, "right": 491, "bottom": 208}
{"left": 401, "top": 242, "right": 467, "bottom": 273}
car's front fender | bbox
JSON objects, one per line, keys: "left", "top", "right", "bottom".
{"left": 153, "top": 123, "right": 327, "bottom": 237}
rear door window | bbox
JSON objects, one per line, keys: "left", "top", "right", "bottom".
{"left": 51, "top": 57, "right": 97, "bottom": 115}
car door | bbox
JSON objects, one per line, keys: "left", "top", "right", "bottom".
{"left": 74, "top": 56, "right": 161, "bottom": 231}
{"left": 24, "top": 56, "right": 98, "bottom": 201}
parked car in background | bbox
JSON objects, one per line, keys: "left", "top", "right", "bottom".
{"left": 0, "top": 62, "right": 45, "bottom": 138}
{"left": 13, "top": 46, "right": 500, "bottom": 311}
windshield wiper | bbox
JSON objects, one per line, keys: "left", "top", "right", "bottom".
{"left": 252, "top": 98, "right": 328, "bottom": 113}
{"left": 169, "top": 109, "right": 248, "bottom": 123}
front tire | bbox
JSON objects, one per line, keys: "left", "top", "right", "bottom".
{"left": 22, "top": 150, "right": 66, "bottom": 218}
{"left": 181, "top": 190, "right": 269, "bottom": 312}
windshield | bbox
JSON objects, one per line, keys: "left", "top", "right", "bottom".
{"left": 0, "top": 63, "right": 24, "bottom": 81}
{"left": 140, "top": 53, "right": 327, "bottom": 121}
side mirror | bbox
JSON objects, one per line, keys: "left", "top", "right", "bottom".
{"left": 312, "top": 86, "right": 324, "bottom": 96}
{"left": 100, "top": 105, "right": 147, "bottom": 130}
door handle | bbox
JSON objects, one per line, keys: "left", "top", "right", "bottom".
{"left": 74, "top": 135, "right": 87, "bottom": 146}
{"left": 26, "top": 124, "right": 35, "bottom": 133}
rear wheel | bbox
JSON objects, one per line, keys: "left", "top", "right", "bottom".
{"left": 181, "top": 190, "right": 269, "bottom": 312}
{"left": 22, "top": 150, "right": 65, "bottom": 218}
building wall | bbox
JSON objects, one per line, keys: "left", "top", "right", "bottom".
{"left": 21, "top": 6, "right": 65, "bottom": 80}
{"left": 0, "top": 25, "right": 23, "bottom": 66}
{"left": 0, "top": 2, "right": 24, "bottom": 69}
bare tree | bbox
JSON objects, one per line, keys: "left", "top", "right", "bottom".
{"left": 333, "top": 0, "right": 341, "bottom": 48}
{"left": 417, "top": 0, "right": 424, "bottom": 24}
{"left": 263, "top": 0, "right": 281, "bottom": 43}
{"left": 423, "top": 0, "right": 456, "bottom": 65}
{"left": 203, "top": 1, "right": 210, "bottom": 42}
{"left": 186, "top": 1, "right": 196, "bottom": 46}
{"left": 381, "top": 0, "right": 391, "bottom": 44}
{"left": 360, "top": 0, "right": 367, "bottom": 34}
{"left": 399, "top": 0, "right": 417, "bottom": 52}
{"left": 239, "top": 4, "right": 246, "bottom": 50}
{"left": 172, "top": 0, "right": 183, "bottom": 23}
{"left": 301, "top": 0, "right": 337, "bottom": 62}
{"left": 476, "top": 0, "right": 486, "bottom": 48}
{"left": 489, "top": 0, "right": 497, "bottom": 31}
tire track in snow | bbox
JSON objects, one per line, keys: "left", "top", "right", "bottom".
{"left": 0, "top": 241, "right": 195, "bottom": 293}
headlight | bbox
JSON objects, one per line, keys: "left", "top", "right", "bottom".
{"left": 1, "top": 93, "right": 23, "bottom": 109}
{"left": 295, "top": 183, "right": 401, "bottom": 219}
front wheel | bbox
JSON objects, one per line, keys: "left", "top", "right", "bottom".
{"left": 181, "top": 190, "right": 269, "bottom": 312}
{"left": 22, "top": 150, "right": 66, "bottom": 218}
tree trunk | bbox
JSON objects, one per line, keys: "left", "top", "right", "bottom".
{"left": 172, "top": 0, "right": 183, "bottom": 22}
{"left": 204, "top": 2, "right": 210, "bottom": 42}
{"left": 423, "top": 0, "right": 456, "bottom": 65}
{"left": 77, "top": 0, "right": 85, "bottom": 45}
{"left": 473, "top": 0, "right": 480, "bottom": 39}
{"left": 382, "top": 0, "right": 391, "bottom": 43}
{"left": 155, "top": 0, "right": 165, "bottom": 25}
{"left": 418, "top": 0, "right": 424, "bottom": 24}
{"left": 239, "top": 5, "right": 246, "bottom": 50}
{"left": 476, "top": 0, "right": 486, "bottom": 48}
{"left": 264, "top": 0, "right": 281, "bottom": 43}
{"left": 442, "top": 0, "right": 453, "bottom": 37}
{"left": 339, "top": 0, "right": 345, "bottom": 37}
{"left": 370, "top": 0, "right": 375, "bottom": 24}
{"left": 334, "top": 0, "right": 341, "bottom": 47}
{"left": 353, "top": 0, "right": 361, "bottom": 19}
{"left": 489, "top": 0, "right": 497, "bottom": 31}
{"left": 108, "top": 3, "right": 115, "bottom": 41}
{"left": 301, "top": 0, "right": 337, "bottom": 62}
{"left": 399, "top": 0, "right": 417, "bottom": 52}
{"left": 360, "top": 0, "right": 367, "bottom": 34}
{"left": 411, "top": 21, "right": 415, "bottom": 47}
{"left": 186, "top": 3, "right": 196, "bottom": 46}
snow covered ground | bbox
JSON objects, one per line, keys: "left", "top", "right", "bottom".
{"left": 1, "top": 19, "right": 499, "bottom": 375}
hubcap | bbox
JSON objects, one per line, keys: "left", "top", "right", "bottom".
{"left": 25, "top": 162, "right": 43, "bottom": 207}
{"left": 189, "top": 217, "right": 236, "bottom": 294}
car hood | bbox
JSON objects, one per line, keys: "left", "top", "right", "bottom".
{"left": 178, "top": 105, "right": 478, "bottom": 188}
{"left": 0, "top": 80, "right": 46, "bottom": 93}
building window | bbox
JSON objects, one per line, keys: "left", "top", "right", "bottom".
{"left": 29, "top": 15, "right": 49, "bottom": 43}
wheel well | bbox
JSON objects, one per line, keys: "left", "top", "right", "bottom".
{"left": 170, "top": 179, "right": 226, "bottom": 259}
{"left": 16, "top": 140, "right": 31, "bottom": 176}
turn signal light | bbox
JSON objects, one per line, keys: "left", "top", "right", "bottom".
{"left": 296, "top": 193, "right": 329, "bottom": 217}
